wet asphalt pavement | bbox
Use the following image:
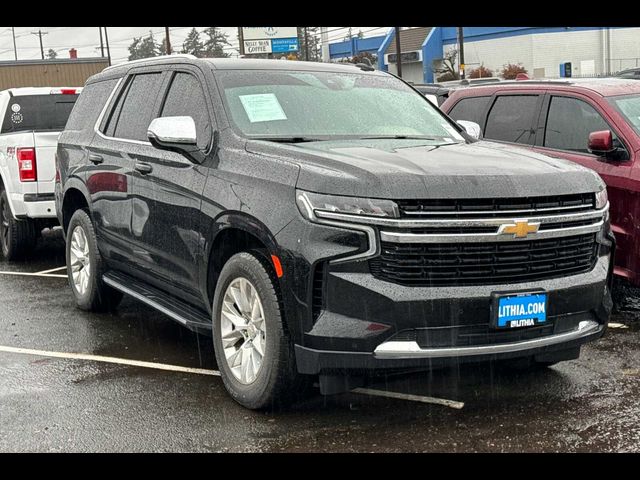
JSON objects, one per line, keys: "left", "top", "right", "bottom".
{"left": 1, "top": 231, "right": 639, "bottom": 452}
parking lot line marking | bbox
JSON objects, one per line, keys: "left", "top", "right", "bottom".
{"left": 0, "top": 345, "right": 221, "bottom": 377}
{"left": 35, "top": 266, "right": 67, "bottom": 274}
{"left": 351, "top": 387, "right": 465, "bottom": 409}
{"left": 0, "top": 271, "right": 67, "bottom": 278}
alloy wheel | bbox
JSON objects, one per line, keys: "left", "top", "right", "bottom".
{"left": 220, "top": 277, "right": 267, "bottom": 384}
{"left": 69, "top": 226, "right": 91, "bottom": 295}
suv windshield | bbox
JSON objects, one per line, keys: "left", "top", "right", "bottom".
{"left": 216, "top": 69, "right": 465, "bottom": 142}
{"left": 608, "top": 94, "right": 640, "bottom": 134}
{"left": 1, "top": 94, "right": 79, "bottom": 134}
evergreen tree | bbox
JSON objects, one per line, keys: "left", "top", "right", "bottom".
{"left": 202, "top": 27, "right": 230, "bottom": 58}
{"left": 298, "top": 27, "right": 321, "bottom": 61}
{"left": 182, "top": 28, "right": 204, "bottom": 57}
{"left": 46, "top": 48, "right": 57, "bottom": 59}
{"left": 128, "top": 31, "right": 161, "bottom": 60}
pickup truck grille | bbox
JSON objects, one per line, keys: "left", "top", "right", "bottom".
{"left": 397, "top": 193, "right": 595, "bottom": 218}
{"left": 369, "top": 233, "right": 598, "bottom": 286}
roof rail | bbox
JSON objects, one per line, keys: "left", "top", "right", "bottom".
{"left": 103, "top": 54, "right": 197, "bottom": 71}
{"left": 464, "top": 79, "right": 575, "bottom": 88}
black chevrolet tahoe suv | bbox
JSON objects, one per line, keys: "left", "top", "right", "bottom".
{"left": 55, "top": 55, "right": 614, "bottom": 409}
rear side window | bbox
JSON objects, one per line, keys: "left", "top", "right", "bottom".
{"left": 66, "top": 79, "right": 118, "bottom": 132}
{"left": 160, "top": 72, "right": 212, "bottom": 150}
{"left": 447, "top": 96, "right": 491, "bottom": 127}
{"left": 106, "top": 73, "right": 163, "bottom": 142}
{"left": 1, "top": 93, "right": 79, "bottom": 134}
{"left": 544, "top": 96, "right": 611, "bottom": 152}
{"left": 484, "top": 95, "right": 540, "bottom": 145}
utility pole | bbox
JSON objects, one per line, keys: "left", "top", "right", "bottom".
{"left": 394, "top": 27, "right": 403, "bottom": 78}
{"left": 99, "top": 27, "right": 104, "bottom": 57}
{"left": 104, "top": 27, "right": 111, "bottom": 66}
{"left": 31, "top": 29, "right": 48, "bottom": 60}
{"left": 320, "top": 27, "right": 329, "bottom": 62}
{"left": 458, "top": 26, "right": 465, "bottom": 80}
{"left": 11, "top": 27, "right": 17, "bottom": 60}
{"left": 303, "top": 27, "right": 309, "bottom": 61}
{"left": 165, "top": 27, "right": 172, "bottom": 55}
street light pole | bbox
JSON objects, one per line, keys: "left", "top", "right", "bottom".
{"left": 11, "top": 27, "right": 17, "bottom": 60}
{"left": 394, "top": 27, "right": 403, "bottom": 78}
{"left": 165, "top": 27, "right": 172, "bottom": 55}
{"left": 104, "top": 27, "right": 111, "bottom": 66}
{"left": 31, "top": 29, "right": 48, "bottom": 60}
{"left": 458, "top": 26, "right": 465, "bottom": 80}
{"left": 99, "top": 27, "right": 104, "bottom": 57}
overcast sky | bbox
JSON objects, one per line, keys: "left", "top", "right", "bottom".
{"left": 0, "top": 27, "right": 391, "bottom": 63}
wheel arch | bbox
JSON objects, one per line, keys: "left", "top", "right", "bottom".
{"left": 61, "top": 179, "right": 92, "bottom": 234}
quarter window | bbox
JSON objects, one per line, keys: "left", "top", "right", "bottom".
{"left": 484, "top": 95, "right": 540, "bottom": 145}
{"left": 160, "top": 72, "right": 212, "bottom": 150}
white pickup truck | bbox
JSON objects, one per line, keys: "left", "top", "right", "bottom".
{"left": 0, "top": 87, "right": 80, "bottom": 260}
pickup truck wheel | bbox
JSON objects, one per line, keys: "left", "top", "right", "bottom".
{"left": 0, "top": 189, "right": 36, "bottom": 260}
{"left": 212, "top": 251, "right": 306, "bottom": 410}
{"left": 66, "top": 209, "right": 122, "bottom": 312}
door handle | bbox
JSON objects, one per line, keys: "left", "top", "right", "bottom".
{"left": 88, "top": 153, "right": 103, "bottom": 165}
{"left": 135, "top": 162, "right": 153, "bottom": 174}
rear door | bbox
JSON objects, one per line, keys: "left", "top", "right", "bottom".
{"left": 88, "top": 70, "right": 166, "bottom": 274}
{"left": 532, "top": 92, "right": 635, "bottom": 277}
{"left": 483, "top": 93, "right": 545, "bottom": 146}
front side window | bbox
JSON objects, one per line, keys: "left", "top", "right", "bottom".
{"left": 160, "top": 72, "right": 212, "bottom": 150}
{"left": 544, "top": 96, "right": 611, "bottom": 153}
{"left": 215, "top": 70, "right": 465, "bottom": 143}
{"left": 484, "top": 95, "right": 540, "bottom": 145}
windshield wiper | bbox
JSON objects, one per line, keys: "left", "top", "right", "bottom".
{"left": 358, "top": 135, "right": 440, "bottom": 140}
{"left": 252, "top": 136, "right": 323, "bottom": 143}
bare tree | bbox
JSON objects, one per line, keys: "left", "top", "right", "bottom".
{"left": 433, "top": 48, "right": 460, "bottom": 82}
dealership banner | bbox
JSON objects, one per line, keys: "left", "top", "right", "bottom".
{"left": 241, "top": 27, "right": 299, "bottom": 54}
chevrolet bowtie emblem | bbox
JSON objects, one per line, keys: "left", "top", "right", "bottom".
{"left": 499, "top": 220, "right": 540, "bottom": 238}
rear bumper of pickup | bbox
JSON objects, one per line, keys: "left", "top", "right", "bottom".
{"left": 11, "top": 192, "right": 57, "bottom": 219}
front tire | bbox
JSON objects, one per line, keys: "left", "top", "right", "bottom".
{"left": 212, "top": 251, "right": 304, "bottom": 410}
{"left": 66, "top": 209, "right": 122, "bottom": 312}
{"left": 0, "top": 189, "right": 37, "bottom": 260}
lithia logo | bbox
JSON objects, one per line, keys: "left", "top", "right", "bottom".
{"left": 264, "top": 27, "right": 277, "bottom": 37}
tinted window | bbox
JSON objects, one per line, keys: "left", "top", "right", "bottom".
{"left": 110, "top": 73, "right": 163, "bottom": 142}
{"left": 1, "top": 94, "right": 79, "bottom": 134}
{"left": 160, "top": 72, "right": 212, "bottom": 150}
{"left": 485, "top": 95, "right": 539, "bottom": 145}
{"left": 544, "top": 96, "right": 610, "bottom": 152}
{"left": 66, "top": 79, "right": 118, "bottom": 132}
{"left": 448, "top": 96, "right": 491, "bottom": 127}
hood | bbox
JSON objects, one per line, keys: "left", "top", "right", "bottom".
{"left": 246, "top": 139, "right": 605, "bottom": 199}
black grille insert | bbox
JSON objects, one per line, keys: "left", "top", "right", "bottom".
{"left": 397, "top": 193, "right": 595, "bottom": 218}
{"left": 369, "top": 234, "right": 598, "bottom": 286}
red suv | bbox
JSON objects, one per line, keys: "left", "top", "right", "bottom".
{"left": 442, "top": 79, "right": 640, "bottom": 287}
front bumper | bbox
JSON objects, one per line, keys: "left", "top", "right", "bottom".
{"left": 293, "top": 249, "right": 612, "bottom": 375}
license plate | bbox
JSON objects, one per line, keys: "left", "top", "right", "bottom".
{"left": 491, "top": 291, "right": 547, "bottom": 329}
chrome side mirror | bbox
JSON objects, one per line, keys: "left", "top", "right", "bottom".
{"left": 457, "top": 120, "right": 482, "bottom": 140}
{"left": 147, "top": 116, "right": 204, "bottom": 163}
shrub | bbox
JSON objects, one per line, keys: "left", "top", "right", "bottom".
{"left": 468, "top": 65, "right": 493, "bottom": 78}
{"left": 501, "top": 63, "right": 528, "bottom": 80}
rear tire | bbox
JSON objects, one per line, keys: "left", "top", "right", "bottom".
{"left": 66, "top": 209, "right": 122, "bottom": 312}
{"left": 212, "top": 251, "right": 308, "bottom": 410}
{"left": 0, "top": 189, "right": 37, "bottom": 260}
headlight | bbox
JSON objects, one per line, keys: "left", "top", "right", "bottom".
{"left": 595, "top": 188, "right": 608, "bottom": 209}
{"left": 296, "top": 190, "right": 399, "bottom": 221}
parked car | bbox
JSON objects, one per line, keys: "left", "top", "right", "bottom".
{"left": 441, "top": 78, "right": 640, "bottom": 287}
{"left": 614, "top": 68, "right": 640, "bottom": 80}
{"left": 56, "top": 56, "right": 613, "bottom": 409}
{"left": 0, "top": 87, "right": 80, "bottom": 259}
{"left": 411, "top": 83, "right": 451, "bottom": 106}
